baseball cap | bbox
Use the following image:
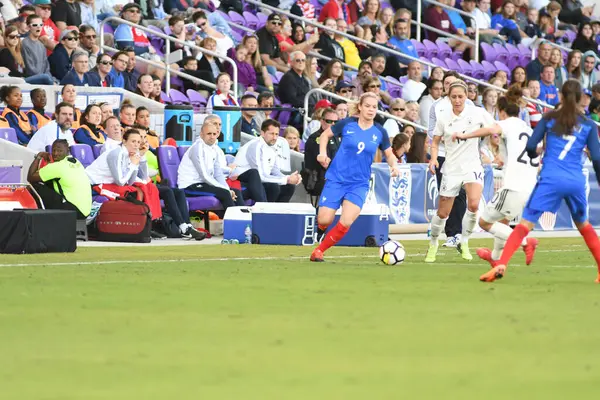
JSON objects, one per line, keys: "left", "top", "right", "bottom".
{"left": 314, "top": 99, "right": 334, "bottom": 110}
{"left": 59, "top": 28, "right": 79, "bottom": 41}
{"left": 267, "top": 13, "right": 282, "bottom": 23}
{"left": 583, "top": 88, "right": 592, "bottom": 97}
{"left": 32, "top": 0, "right": 51, "bottom": 5}
{"left": 121, "top": 3, "right": 141, "bottom": 13}
{"left": 335, "top": 80, "right": 355, "bottom": 91}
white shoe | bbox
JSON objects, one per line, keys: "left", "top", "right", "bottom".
{"left": 442, "top": 236, "right": 458, "bottom": 248}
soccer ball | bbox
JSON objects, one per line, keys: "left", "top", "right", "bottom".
{"left": 379, "top": 240, "right": 405, "bottom": 265}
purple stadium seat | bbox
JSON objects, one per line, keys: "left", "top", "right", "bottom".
{"left": 480, "top": 42, "right": 496, "bottom": 63}
{"left": 92, "top": 145, "right": 103, "bottom": 159}
{"left": 170, "top": 74, "right": 185, "bottom": 91}
{"left": 412, "top": 40, "right": 426, "bottom": 58}
{"left": 469, "top": 60, "right": 485, "bottom": 80}
{"left": 493, "top": 43, "right": 509, "bottom": 65}
{"left": 0, "top": 128, "right": 17, "bottom": 144}
{"left": 228, "top": 11, "right": 246, "bottom": 26}
{"left": 431, "top": 57, "right": 447, "bottom": 68}
{"left": 70, "top": 144, "right": 95, "bottom": 167}
{"left": 494, "top": 61, "right": 511, "bottom": 77}
{"left": 178, "top": 145, "right": 190, "bottom": 159}
{"left": 517, "top": 44, "right": 532, "bottom": 67}
{"left": 435, "top": 40, "right": 452, "bottom": 60}
{"left": 215, "top": 10, "right": 230, "bottom": 21}
{"left": 186, "top": 89, "right": 207, "bottom": 110}
{"left": 157, "top": 146, "right": 180, "bottom": 189}
{"left": 161, "top": 91, "right": 171, "bottom": 104}
{"left": 564, "top": 30, "right": 576, "bottom": 43}
{"left": 169, "top": 89, "right": 189, "bottom": 105}
{"left": 481, "top": 60, "right": 496, "bottom": 80}
{"left": 445, "top": 58, "right": 460, "bottom": 73}
{"left": 230, "top": 30, "right": 243, "bottom": 43}
{"left": 243, "top": 11, "right": 259, "bottom": 30}
{"left": 450, "top": 50, "right": 463, "bottom": 62}
{"left": 277, "top": 104, "right": 293, "bottom": 128}
{"left": 256, "top": 12, "right": 268, "bottom": 28}
{"left": 505, "top": 44, "right": 521, "bottom": 70}
{"left": 457, "top": 59, "right": 473, "bottom": 77}
{"left": 422, "top": 40, "right": 439, "bottom": 60}
{"left": 101, "top": 23, "right": 114, "bottom": 36}
{"left": 163, "top": 25, "right": 172, "bottom": 35}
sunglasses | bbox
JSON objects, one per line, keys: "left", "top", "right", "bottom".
{"left": 99, "top": 60, "right": 113, "bottom": 65}
{"left": 340, "top": 89, "right": 352, "bottom": 93}
{"left": 271, "top": 21, "right": 282, "bottom": 26}
{"left": 324, "top": 119, "right": 337, "bottom": 124}
{"left": 7, "top": 35, "right": 19, "bottom": 39}
{"left": 64, "top": 37, "right": 79, "bottom": 41}
{"left": 392, "top": 107, "right": 405, "bottom": 111}
{"left": 29, "top": 23, "right": 43, "bottom": 27}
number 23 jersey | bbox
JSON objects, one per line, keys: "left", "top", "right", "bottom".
{"left": 433, "top": 104, "right": 495, "bottom": 175}
{"left": 497, "top": 117, "right": 540, "bottom": 194}
{"left": 326, "top": 117, "right": 391, "bottom": 184}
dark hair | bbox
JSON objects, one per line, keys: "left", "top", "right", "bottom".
{"left": 291, "top": 23, "right": 306, "bottom": 44}
{"left": 182, "top": 56, "right": 196, "bottom": 66}
{"left": 542, "top": 65, "right": 554, "bottom": 73}
{"left": 318, "top": 58, "right": 344, "bottom": 85}
{"left": 79, "top": 24, "right": 95, "bottom": 35}
{"left": 30, "top": 88, "right": 45, "bottom": 98}
{"left": 123, "top": 129, "right": 141, "bottom": 141}
{"left": 55, "top": 101, "right": 74, "bottom": 115}
{"left": 590, "top": 99, "right": 600, "bottom": 113}
{"left": 257, "top": 91, "right": 274, "bottom": 104}
{"left": 81, "top": 103, "right": 101, "bottom": 124}
{"left": 333, "top": 99, "right": 347, "bottom": 106}
{"left": 26, "top": 14, "right": 41, "bottom": 25}
{"left": 136, "top": 106, "right": 149, "bottom": 116}
{"left": 52, "top": 139, "right": 70, "bottom": 150}
{"left": 169, "top": 15, "right": 184, "bottom": 26}
{"left": 392, "top": 133, "right": 410, "bottom": 152}
{"left": 61, "top": 84, "right": 75, "bottom": 95}
{"left": 241, "top": 94, "right": 257, "bottom": 103}
{"left": 497, "top": 97, "right": 520, "bottom": 117}
{"left": 112, "top": 50, "right": 129, "bottom": 61}
{"left": 0, "top": 85, "right": 19, "bottom": 103}
{"left": 192, "top": 10, "right": 207, "bottom": 22}
{"left": 510, "top": 66, "right": 527, "bottom": 88}
{"left": 545, "top": 79, "right": 583, "bottom": 135}
{"left": 406, "top": 132, "right": 427, "bottom": 163}
{"left": 120, "top": 103, "right": 135, "bottom": 112}
{"left": 137, "top": 74, "right": 152, "bottom": 85}
{"left": 261, "top": 119, "right": 281, "bottom": 132}
{"left": 443, "top": 70, "right": 460, "bottom": 82}
{"left": 102, "top": 115, "right": 119, "bottom": 129}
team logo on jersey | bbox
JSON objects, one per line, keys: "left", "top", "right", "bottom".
{"left": 372, "top": 134, "right": 377, "bottom": 142}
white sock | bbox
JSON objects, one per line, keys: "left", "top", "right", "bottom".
{"left": 461, "top": 210, "right": 478, "bottom": 245}
{"left": 492, "top": 237, "right": 506, "bottom": 260}
{"left": 489, "top": 222, "right": 513, "bottom": 241}
{"left": 430, "top": 215, "right": 448, "bottom": 246}
{"left": 179, "top": 223, "right": 189, "bottom": 234}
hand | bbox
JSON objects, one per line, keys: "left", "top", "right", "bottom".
{"left": 229, "top": 174, "right": 238, "bottom": 181}
{"left": 317, "top": 154, "right": 331, "bottom": 168}
{"left": 390, "top": 165, "right": 401, "bottom": 177}
{"left": 429, "top": 158, "right": 438, "bottom": 175}
{"left": 308, "top": 32, "right": 319, "bottom": 44}
{"left": 129, "top": 152, "right": 140, "bottom": 165}
{"left": 139, "top": 144, "right": 147, "bottom": 156}
{"left": 36, "top": 152, "right": 51, "bottom": 162}
{"left": 287, "top": 171, "right": 301, "bottom": 185}
{"left": 466, "top": 27, "right": 475, "bottom": 35}
{"left": 230, "top": 190, "right": 237, "bottom": 200}
{"left": 451, "top": 132, "right": 464, "bottom": 142}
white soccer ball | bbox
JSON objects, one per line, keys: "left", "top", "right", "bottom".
{"left": 379, "top": 240, "right": 406, "bottom": 265}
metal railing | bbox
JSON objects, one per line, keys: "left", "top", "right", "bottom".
{"left": 303, "top": 88, "right": 427, "bottom": 133}
{"left": 99, "top": 16, "right": 238, "bottom": 97}
{"left": 418, "top": 0, "right": 480, "bottom": 61}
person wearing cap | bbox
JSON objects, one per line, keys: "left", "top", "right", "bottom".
{"left": 48, "top": 27, "right": 80, "bottom": 81}
{"left": 21, "top": 14, "right": 52, "bottom": 79}
{"left": 51, "top": 0, "right": 82, "bottom": 32}
{"left": 114, "top": 3, "right": 155, "bottom": 56}
{"left": 32, "top": 0, "right": 58, "bottom": 54}
{"left": 351, "top": 60, "right": 373, "bottom": 98}
{"left": 256, "top": 13, "right": 290, "bottom": 74}
{"left": 335, "top": 81, "right": 355, "bottom": 99}
{"left": 581, "top": 88, "right": 593, "bottom": 116}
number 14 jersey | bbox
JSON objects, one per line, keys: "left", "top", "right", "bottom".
{"left": 497, "top": 117, "right": 540, "bottom": 194}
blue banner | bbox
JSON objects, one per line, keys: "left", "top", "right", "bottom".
{"left": 213, "top": 107, "right": 242, "bottom": 154}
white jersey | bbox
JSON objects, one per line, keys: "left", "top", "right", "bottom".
{"left": 433, "top": 104, "right": 495, "bottom": 175}
{"left": 497, "top": 117, "right": 540, "bottom": 194}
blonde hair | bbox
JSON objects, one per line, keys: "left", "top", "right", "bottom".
{"left": 349, "top": 92, "right": 379, "bottom": 116}
{"left": 283, "top": 126, "right": 299, "bottom": 138}
{"left": 448, "top": 80, "right": 468, "bottom": 95}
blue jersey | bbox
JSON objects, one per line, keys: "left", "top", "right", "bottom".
{"left": 326, "top": 117, "right": 390, "bottom": 184}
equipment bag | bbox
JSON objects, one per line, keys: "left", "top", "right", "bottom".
{"left": 95, "top": 197, "right": 152, "bottom": 243}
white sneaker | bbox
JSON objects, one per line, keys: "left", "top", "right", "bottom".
{"left": 442, "top": 236, "right": 458, "bottom": 248}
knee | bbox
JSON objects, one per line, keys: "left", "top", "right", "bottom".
{"left": 467, "top": 200, "right": 479, "bottom": 213}
{"left": 479, "top": 219, "right": 491, "bottom": 231}
{"left": 437, "top": 209, "right": 450, "bottom": 219}
{"left": 318, "top": 214, "right": 335, "bottom": 226}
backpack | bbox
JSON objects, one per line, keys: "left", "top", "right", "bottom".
{"left": 94, "top": 197, "right": 152, "bottom": 243}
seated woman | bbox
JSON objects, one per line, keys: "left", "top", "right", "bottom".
{"left": 27, "top": 139, "right": 92, "bottom": 219}
{"left": 61, "top": 84, "right": 82, "bottom": 129}
{"left": 73, "top": 104, "right": 107, "bottom": 146}
{"left": 0, "top": 85, "right": 32, "bottom": 144}
{"left": 177, "top": 120, "right": 245, "bottom": 210}
{"left": 86, "top": 129, "right": 163, "bottom": 223}
{"left": 206, "top": 72, "right": 239, "bottom": 114}
{"left": 26, "top": 88, "right": 52, "bottom": 132}
{"left": 391, "top": 133, "right": 411, "bottom": 164}
{"left": 135, "top": 106, "right": 160, "bottom": 149}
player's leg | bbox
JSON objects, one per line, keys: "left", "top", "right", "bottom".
{"left": 566, "top": 189, "right": 600, "bottom": 282}
{"left": 311, "top": 181, "right": 344, "bottom": 261}
{"left": 425, "top": 193, "right": 456, "bottom": 263}
{"left": 443, "top": 188, "right": 466, "bottom": 248}
{"left": 458, "top": 180, "right": 483, "bottom": 261}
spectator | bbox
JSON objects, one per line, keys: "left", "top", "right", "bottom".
{"left": 242, "top": 35, "right": 274, "bottom": 93}
{"left": 511, "top": 66, "right": 527, "bottom": 89}
{"left": 378, "top": 5, "right": 395, "bottom": 37}
{"left": 192, "top": 9, "right": 234, "bottom": 58}
{"left": 20, "top": 14, "right": 52, "bottom": 79}
{"left": 114, "top": 3, "right": 155, "bottom": 56}
{"left": 27, "top": 139, "right": 91, "bottom": 219}
{"left": 51, "top": 0, "right": 81, "bottom": 31}
{"left": 590, "top": 98, "right": 600, "bottom": 122}
{"left": 581, "top": 51, "right": 599, "bottom": 91}
{"left": 26, "top": 88, "right": 51, "bottom": 132}
{"left": 335, "top": 100, "right": 349, "bottom": 120}
{"left": 303, "top": 106, "right": 338, "bottom": 142}
{"left": 526, "top": 79, "right": 544, "bottom": 127}
{"left": 207, "top": 72, "right": 239, "bottom": 114}
{"left": 276, "top": 16, "right": 319, "bottom": 59}
{"left": 78, "top": 25, "right": 100, "bottom": 69}
{"left": 27, "top": 102, "right": 76, "bottom": 152}
{"left": 406, "top": 131, "right": 428, "bottom": 163}
{"left": 284, "top": 126, "right": 301, "bottom": 152}
{"left": 383, "top": 98, "right": 406, "bottom": 138}
{"left": 233, "top": 119, "right": 300, "bottom": 203}
{"left": 523, "top": 7, "right": 542, "bottom": 39}
{"left": 490, "top": 0, "right": 523, "bottom": 44}
{"left": 401, "top": 124, "right": 416, "bottom": 137}
{"left": 34, "top": 0, "right": 58, "bottom": 54}
{"left": 404, "top": 101, "right": 421, "bottom": 125}
{"left": 60, "top": 84, "right": 82, "bottom": 129}
{"left": 445, "top": 0, "right": 468, "bottom": 37}
{"left": 371, "top": 53, "right": 392, "bottom": 103}
{"left": 73, "top": 104, "right": 106, "bottom": 146}
{"left": 0, "top": 85, "right": 33, "bottom": 144}
{"left": 481, "top": 87, "right": 499, "bottom": 119}
{"left": 472, "top": 0, "right": 507, "bottom": 43}
{"left": 151, "top": 75, "right": 163, "bottom": 103}
{"left": 303, "top": 56, "right": 321, "bottom": 88}
{"left": 592, "top": 83, "right": 600, "bottom": 102}
{"left": 581, "top": 88, "right": 592, "bottom": 115}
{"left": 460, "top": 0, "right": 478, "bottom": 36}
{"left": 99, "top": 103, "right": 114, "bottom": 125}
{"left": 391, "top": 132, "right": 410, "bottom": 163}
{"left": 135, "top": 106, "right": 160, "bottom": 149}
{"left": 315, "top": 18, "right": 345, "bottom": 67}
{"left": 49, "top": 28, "right": 80, "bottom": 82}
{"left": 526, "top": 41, "right": 552, "bottom": 81}
{"left": 335, "top": 80, "right": 355, "bottom": 99}
{"left": 402, "top": 61, "right": 427, "bottom": 102}
{"left": 9, "top": 12, "right": 33, "bottom": 39}
{"left": 536, "top": 9, "right": 556, "bottom": 42}
{"left": 549, "top": 48, "right": 567, "bottom": 88}
{"left": 318, "top": 58, "right": 344, "bottom": 93}
{"left": 566, "top": 50, "right": 582, "bottom": 80}
{"left": 278, "top": 50, "right": 311, "bottom": 109}
{"left": 351, "top": 60, "right": 372, "bottom": 97}
{"left": 319, "top": 0, "right": 351, "bottom": 26}
{"left": 108, "top": 51, "right": 129, "bottom": 89}
{"left": 101, "top": 116, "right": 123, "bottom": 152}
{"left": 79, "top": 0, "right": 99, "bottom": 31}
{"left": 335, "top": 18, "right": 361, "bottom": 68}
{"left": 240, "top": 94, "right": 260, "bottom": 136}
{"left": 466, "top": 82, "right": 479, "bottom": 104}
{"left": 491, "top": 69, "right": 508, "bottom": 89}
{"left": 134, "top": 74, "right": 155, "bottom": 99}
{"left": 119, "top": 103, "right": 136, "bottom": 129}
{"left": 86, "top": 129, "right": 163, "bottom": 225}
{"left": 424, "top": 2, "right": 470, "bottom": 52}
{"left": 165, "top": 15, "right": 193, "bottom": 60}
{"left": 539, "top": 65, "right": 559, "bottom": 106}
{"left": 0, "top": 0, "right": 21, "bottom": 21}
{"left": 294, "top": 0, "right": 316, "bottom": 21}
{"left": 227, "top": 45, "right": 256, "bottom": 94}
{"left": 61, "top": 52, "right": 92, "bottom": 86}
{"left": 357, "top": 0, "right": 381, "bottom": 28}
{"left": 197, "top": 37, "right": 225, "bottom": 83}
{"left": 481, "top": 133, "right": 504, "bottom": 167}
{"left": 257, "top": 13, "right": 289, "bottom": 74}
{"left": 362, "top": 75, "right": 386, "bottom": 125}
{"left": 123, "top": 47, "right": 143, "bottom": 92}
{"left": 180, "top": 57, "right": 212, "bottom": 95}
{"left": 255, "top": 91, "right": 275, "bottom": 128}
{"left": 0, "top": 26, "right": 53, "bottom": 85}
{"left": 388, "top": 18, "right": 418, "bottom": 67}
{"left": 88, "top": 53, "right": 114, "bottom": 88}
{"left": 419, "top": 79, "right": 443, "bottom": 126}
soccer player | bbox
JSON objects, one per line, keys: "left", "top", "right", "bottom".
{"left": 426, "top": 81, "right": 496, "bottom": 263}
{"left": 481, "top": 80, "right": 600, "bottom": 283}
{"left": 310, "top": 93, "right": 401, "bottom": 262}
{"left": 451, "top": 91, "right": 540, "bottom": 267}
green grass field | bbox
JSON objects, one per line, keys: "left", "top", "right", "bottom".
{"left": 1, "top": 238, "right": 599, "bottom": 399}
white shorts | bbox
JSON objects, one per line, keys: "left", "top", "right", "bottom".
{"left": 439, "top": 170, "right": 484, "bottom": 198}
{"left": 481, "top": 188, "right": 529, "bottom": 223}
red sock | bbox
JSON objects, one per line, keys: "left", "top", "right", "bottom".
{"left": 499, "top": 224, "right": 530, "bottom": 266}
{"left": 317, "top": 222, "right": 349, "bottom": 253}
{"left": 318, "top": 224, "right": 329, "bottom": 232}
{"left": 579, "top": 224, "right": 600, "bottom": 274}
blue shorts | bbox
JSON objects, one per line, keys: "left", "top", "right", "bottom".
{"left": 522, "top": 178, "right": 588, "bottom": 224}
{"left": 319, "top": 180, "right": 370, "bottom": 210}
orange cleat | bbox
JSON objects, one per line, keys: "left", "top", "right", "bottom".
{"left": 595, "top": 274, "right": 600, "bottom": 284}
{"left": 523, "top": 237, "right": 539, "bottom": 265}
{"left": 310, "top": 248, "right": 324, "bottom": 262}
{"left": 476, "top": 248, "right": 498, "bottom": 268}
{"left": 479, "top": 265, "right": 506, "bottom": 282}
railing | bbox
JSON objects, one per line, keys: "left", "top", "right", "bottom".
{"left": 532, "top": 40, "right": 573, "bottom": 61}
{"left": 303, "top": 88, "right": 427, "bottom": 133}
{"left": 418, "top": 0, "right": 480, "bottom": 62}
{"left": 99, "top": 16, "right": 238, "bottom": 97}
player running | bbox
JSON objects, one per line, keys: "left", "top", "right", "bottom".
{"left": 480, "top": 80, "right": 600, "bottom": 283}
{"left": 451, "top": 89, "right": 540, "bottom": 268}
{"left": 425, "top": 81, "right": 496, "bottom": 263}
{"left": 310, "top": 92, "right": 401, "bottom": 262}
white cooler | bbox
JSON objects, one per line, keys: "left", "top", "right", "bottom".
{"left": 251, "top": 203, "right": 316, "bottom": 245}
{"left": 223, "top": 206, "right": 252, "bottom": 242}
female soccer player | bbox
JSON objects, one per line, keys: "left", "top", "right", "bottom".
{"left": 481, "top": 80, "right": 600, "bottom": 283}
{"left": 310, "top": 92, "right": 401, "bottom": 262}
{"left": 426, "top": 81, "right": 496, "bottom": 263}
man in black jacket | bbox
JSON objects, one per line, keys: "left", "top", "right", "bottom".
{"left": 277, "top": 50, "right": 310, "bottom": 130}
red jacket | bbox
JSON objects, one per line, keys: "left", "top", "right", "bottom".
{"left": 318, "top": 0, "right": 351, "bottom": 25}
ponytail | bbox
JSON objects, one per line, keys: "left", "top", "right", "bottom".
{"left": 546, "top": 79, "right": 582, "bottom": 136}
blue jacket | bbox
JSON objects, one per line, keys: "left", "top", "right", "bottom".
{"left": 87, "top": 70, "right": 113, "bottom": 87}
{"left": 60, "top": 70, "right": 92, "bottom": 86}
{"left": 48, "top": 44, "right": 73, "bottom": 81}
{"left": 108, "top": 69, "right": 125, "bottom": 88}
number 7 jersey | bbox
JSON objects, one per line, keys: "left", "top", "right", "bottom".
{"left": 497, "top": 117, "right": 540, "bottom": 194}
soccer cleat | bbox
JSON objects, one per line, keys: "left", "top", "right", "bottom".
{"left": 424, "top": 244, "right": 439, "bottom": 263}
{"left": 185, "top": 226, "right": 207, "bottom": 241}
{"left": 457, "top": 242, "right": 473, "bottom": 261}
{"left": 476, "top": 248, "right": 498, "bottom": 268}
{"left": 310, "top": 248, "right": 324, "bottom": 262}
{"left": 480, "top": 265, "right": 506, "bottom": 282}
{"left": 442, "top": 236, "right": 458, "bottom": 248}
{"left": 150, "top": 230, "right": 167, "bottom": 240}
{"left": 315, "top": 229, "right": 326, "bottom": 243}
{"left": 523, "top": 237, "right": 539, "bottom": 265}
{"left": 595, "top": 274, "right": 600, "bottom": 284}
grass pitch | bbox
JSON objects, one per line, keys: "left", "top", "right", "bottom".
{"left": 1, "top": 238, "right": 599, "bottom": 399}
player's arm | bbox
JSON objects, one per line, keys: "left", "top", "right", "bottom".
{"left": 586, "top": 122, "right": 600, "bottom": 186}
{"left": 526, "top": 117, "right": 547, "bottom": 159}
{"left": 379, "top": 127, "right": 400, "bottom": 177}
{"left": 429, "top": 118, "right": 444, "bottom": 173}
{"left": 452, "top": 124, "right": 501, "bottom": 141}
{"left": 316, "top": 127, "right": 334, "bottom": 168}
